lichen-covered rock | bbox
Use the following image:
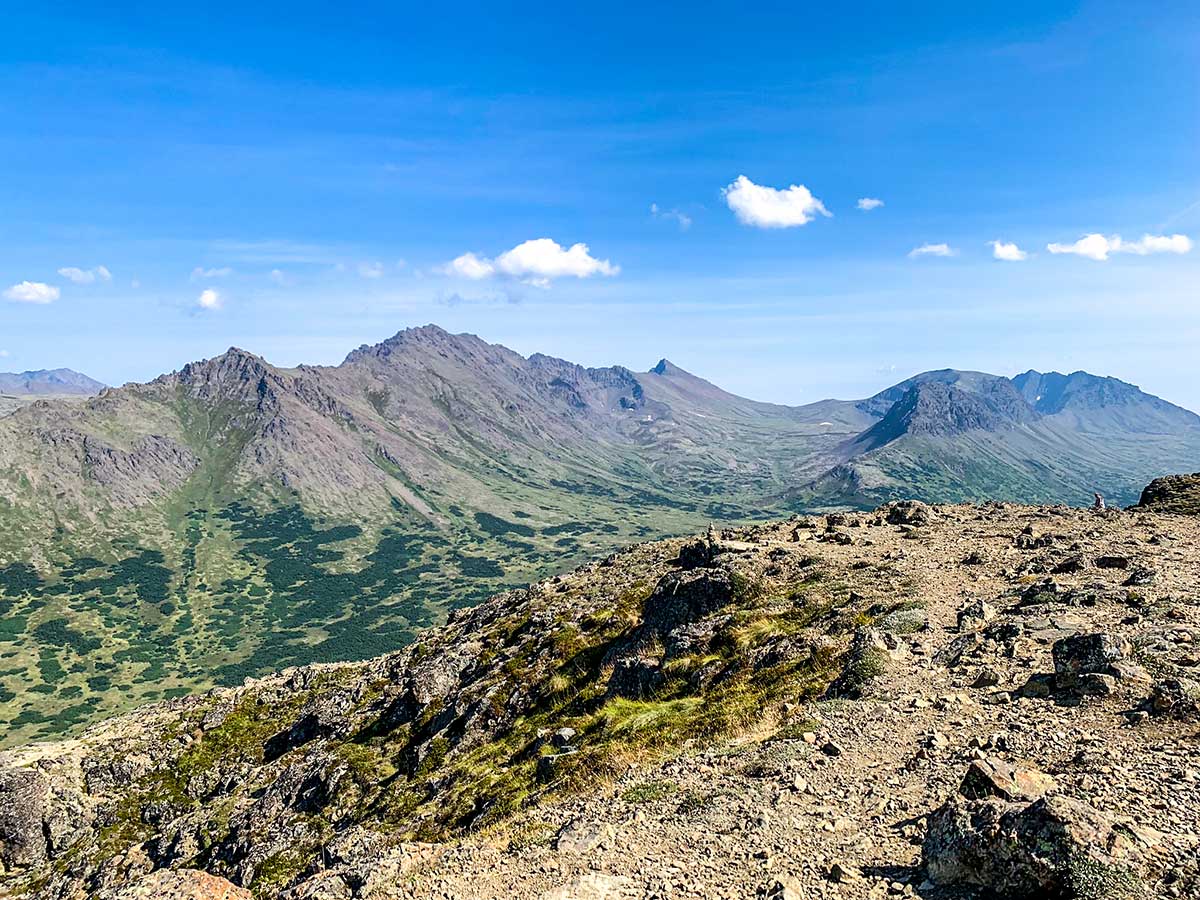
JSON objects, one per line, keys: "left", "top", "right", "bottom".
{"left": 1137, "top": 472, "right": 1200, "bottom": 515}
{"left": 880, "top": 500, "right": 935, "bottom": 526}
{"left": 924, "top": 793, "right": 1148, "bottom": 898}
{"left": 1052, "top": 632, "right": 1130, "bottom": 691}
{"left": 0, "top": 768, "right": 49, "bottom": 869}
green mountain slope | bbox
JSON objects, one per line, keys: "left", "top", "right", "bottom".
{"left": 0, "top": 326, "right": 1196, "bottom": 745}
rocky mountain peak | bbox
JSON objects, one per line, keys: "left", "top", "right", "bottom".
{"left": 342, "top": 324, "right": 481, "bottom": 365}
{"left": 852, "top": 380, "right": 1035, "bottom": 452}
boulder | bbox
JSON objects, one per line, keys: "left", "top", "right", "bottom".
{"left": 959, "top": 758, "right": 1056, "bottom": 803}
{"left": 676, "top": 537, "right": 716, "bottom": 570}
{"left": 881, "top": 500, "right": 935, "bottom": 527}
{"left": 641, "top": 569, "right": 735, "bottom": 635}
{"left": 1052, "top": 633, "right": 1130, "bottom": 691}
{"left": 1136, "top": 472, "right": 1200, "bottom": 515}
{"left": 957, "top": 598, "right": 996, "bottom": 632}
{"left": 924, "top": 792, "right": 1148, "bottom": 898}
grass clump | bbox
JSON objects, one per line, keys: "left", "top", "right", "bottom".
{"left": 622, "top": 779, "right": 678, "bottom": 803}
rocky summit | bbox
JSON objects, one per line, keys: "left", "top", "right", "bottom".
{"left": 1, "top": 489, "right": 1198, "bottom": 899}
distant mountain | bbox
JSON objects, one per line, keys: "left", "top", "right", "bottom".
{"left": 1011, "top": 369, "right": 1200, "bottom": 433}
{"left": 0, "top": 325, "right": 1198, "bottom": 745}
{"left": 851, "top": 379, "right": 1037, "bottom": 452}
{"left": 801, "top": 365, "right": 1200, "bottom": 510}
{"left": 0, "top": 368, "right": 105, "bottom": 396}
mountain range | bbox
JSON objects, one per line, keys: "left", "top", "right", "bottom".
{"left": 0, "top": 368, "right": 105, "bottom": 417}
{"left": 0, "top": 324, "right": 1197, "bottom": 745}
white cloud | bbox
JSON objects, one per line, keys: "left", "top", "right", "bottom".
{"left": 449, "top": 252, "right": 496, "bottom": 280}
{"left": 191, "top": 266, "right": 233, "bottom": 280}
{"left": 908, "top": 243, "right": 957, "bottom": 259}
{"left": 650, "top": 203, "right": 693, "bottom": 230}
{"left": 857, "top": 197, "right": 884, "bottom": 211}
{"left": 197, "top": 288, "right": 223, "bottom": 310}
{"left": 1120, "top": 233, "right": 1193, "bottom": 256}
{"left": 1046, "top": 233, "right": 1193, "bottom": 261}
{"left": 447, "top": 238, "right": 619, "bottom": 287}
{"left": 989, "top": 240, "right": 1028, "bottom": 261}
{"left": 358, "top": 261, "right": 385, "bottom": 279}
{"left": 722, "top": 175, "right": 831, "bottom": 228}
{"left": 4, "top": 281, "right": 60, "bottom": 303}
{"left": 58, "top": 265, "right": 112, "bottom": 284}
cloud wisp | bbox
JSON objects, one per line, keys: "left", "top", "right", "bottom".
{"left": 908, "top": 243, "right": 957, "bottom": 259}
{"left": 448, "top": 238, "right": 619, "bottom": 288}
{"left": 722, "top": 175, "right": 830, "bottom": 228}
{"left": 1046, "top": 233, "right": 1193, "bottom": 261}
{"left": 58, "top": 265, "right": 112, "bottom": 284}
{"left": 989, "top": 240, "right": 1029, "bottom": 261}
{"left": 197, "top": 288, "right": 223, "bottom": 310}
{"left": 191, "top": 266, "right": 233, "bottom": 281}
{"left": 4, "top": 281, "right": 60, "bottom": 303}
{"left": 650, "top": 203, "right": 693, "bottom": 230}
{"left": 856, "top": 197, "right": 884, "bottom": 211}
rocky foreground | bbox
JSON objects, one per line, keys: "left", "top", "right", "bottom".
{"left": 1, "top": 494, "right": 1199, "bottom": 899}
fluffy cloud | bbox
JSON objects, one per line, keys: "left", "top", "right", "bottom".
{"left": 191, "top": 266, "right": 232, "bottom": 280}
{"left": 722, "top": 175, "right": 830, "bottom": 228}
{"left": 58, "top": 265, "right": 112, "bottom": 284}
{"left": 449, "top": 252, "right": 496, "bottom": 280}
{"left": 448, "top": 238, "right": 619, "bottom": 287}
{"left": 4, "top": 281, "right": 60, "bottom": 303}
{"left": 908, "top": 243, "right": 957, "bottom": 259}
{"left": 856, "top": 197, "right": 884, "bottom": 211}
{"left": 1046, "top": 233, "right": 1193, "bottom": 261}
{"left": 197, "top": 288, "right": 223, "bottom": 310}
{"left": 989, "top": 240, "right": 1028, "bottom": 261}
{"left": 650, "top": 203, "right": 693, "bottom": 230}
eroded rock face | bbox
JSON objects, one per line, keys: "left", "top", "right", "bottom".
{"left": 0, "top": 768, "right": 49, "bottom": 868}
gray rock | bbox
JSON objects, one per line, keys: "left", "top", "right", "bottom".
{"left": 924, "top": 793, "right": 1148, "bottom": 898}
{"left": 1052, "top": 632, "right": 1130, "bottom": 691}
{"left": 0, "top": 768, "right": 49, "bottom": 868}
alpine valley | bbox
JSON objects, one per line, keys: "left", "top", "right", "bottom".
{"left": 1, "top": 325, "right": 1197, "bottom": 745}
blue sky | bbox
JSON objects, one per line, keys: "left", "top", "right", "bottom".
{"left": 2, "top": 1, "right": 1198, "bottom": 408}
